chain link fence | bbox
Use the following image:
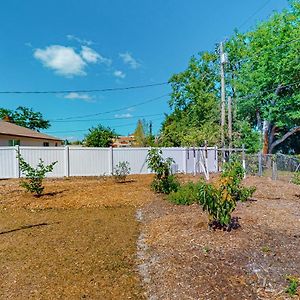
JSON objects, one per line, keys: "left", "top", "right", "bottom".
{"left": 244, "top": 153, "right": 300, "bottom": 182}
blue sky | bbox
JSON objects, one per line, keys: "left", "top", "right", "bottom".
{"left": 0, "top": 0, "right": 289, "bottom": 141}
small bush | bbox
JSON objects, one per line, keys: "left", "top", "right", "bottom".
{"left": 18, "top": 153, "right": 57, "bottom": 197}
{"left": 147, "top": 148, "right": 179, "bottom": 194}
{"left": 292, "top": 172, "right": 300, "bottom": 185}
{"left": 168, "top": 181, "right": 200, "bottom": 205}
{"left": 113, "top": 161, "right": 131, "bottom": 183}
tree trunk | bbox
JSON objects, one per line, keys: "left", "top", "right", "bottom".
{"left": 262, "top": 120, "right": 271, "bottom": 154}
{"left": 269, "top": 126, "right": 300, "bottom": 154}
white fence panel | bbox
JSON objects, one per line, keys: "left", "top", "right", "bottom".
{"left": 161, "top": 147, "right": 185, "bottom": 173}
{"left": 0, "top": 146, "right": 221, "bottom": 179}
{"left": 19, "top": 147, "right": 65, "bottom": 177}
{"left": 69, "top": 147, "right": 110, "bottom": 176}
{"left": 113, "top": 148, "right": 150, "bottom": 174}
{"left": 0, "top": 147, "right": 17, "bottom": 178}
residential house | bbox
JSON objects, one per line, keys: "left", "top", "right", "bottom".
{"left": 112, "top": 135, "right": 136, "bottom": 147}
{"left": 0, "top": 120, "right": 63, "bottom": 146}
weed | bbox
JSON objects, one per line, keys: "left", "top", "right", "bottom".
{"left": 168, "top": 181, "right": 200, "bottom": 205}
{"left": 285, "top": 275, "right": 299, "bottom": 296}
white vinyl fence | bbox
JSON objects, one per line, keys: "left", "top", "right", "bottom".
{"left": 0, "top": 146, "right": 219, "bottom": 179}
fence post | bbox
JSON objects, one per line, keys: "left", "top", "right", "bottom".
{"left": 109, "top": 146, "right": 113, "bottom": 175}
{"left": 214, "top": 145, "right": 218, "bottom": 172}
{"left": 258, "top": 152, "right": 263, "bottom": 176}
{"left": 183, "top": 147, "right": 187, "bottom": 174}
{"left": 64, "top": 146, "right": 70, "bottom": 177}
{"left": 272, "top": 155, "right": 278, "bottom": 180}
{"left": 15, "top": 145, "right": 20, "bottom": 178}
{"left": 242, "top": 144, "right": 246, "bottom": 178}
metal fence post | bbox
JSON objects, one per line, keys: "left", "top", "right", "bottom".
{"left": 242, "top": 144, "right": 246, "bottom": 178}
{"left": 272, "top": 155, "right": 278, "bottom": 180}
{"left": 258, "top": 152, "right": 263, "bottom": 176}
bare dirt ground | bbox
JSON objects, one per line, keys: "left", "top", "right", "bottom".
{"left": 139, "top": 176, "right": 300, "bottom": 299}
{"left": 0, "top": 175, "right": 299, "bottom": 299}
{"left": 0, "top": 175, "right": 155, "bottom": 300}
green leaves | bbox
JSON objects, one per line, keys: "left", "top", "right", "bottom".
{"left": 147, "top": 148, "right": 179, "bottom": 194}
{"left": 84, "top": 125, "right": 116, "bottom": 147}
{"left": 18, "top": 153, "right": 57, "bottom": 197}
{"left": 0, "top": 106, "right": 50, "bottom": 131}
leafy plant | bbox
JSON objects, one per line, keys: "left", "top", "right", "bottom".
{"left": 285, "top": 275, "right": 299, "bottom": 296}
{"left": 147, "top": 148, "right": 179, "bottom": 194}
{"left": 18, "top": 153, "right": 57, "bottom": 197}
{"left": 168, "top": 181, "right": 200, "bottom": 205}
{"left": 292, "top": 171, "right": 300, "bottom": 185}
{"left": 113, "top": 161, "right": 131, "bottom": 183}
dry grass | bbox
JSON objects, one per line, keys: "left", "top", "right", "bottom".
{"left": 0, "top": 175, "right": 155, "bottom": 300}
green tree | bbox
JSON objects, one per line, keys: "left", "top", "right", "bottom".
{"left": 226, "top": 1, "right": 300, "bottom": 153}
{"left": 160, "top": 52, "right": 221, "bottom": 147}
{"left": 133, "top": 119, "right": 146, "bottom": 146}
{"left": 0, "top": 106, "right": 50, "bottom": 131}
{"left": 84, "top": 125, "right": 116, "bottom": 147}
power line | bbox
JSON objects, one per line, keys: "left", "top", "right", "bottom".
{"left": 237, "top": 80, "right": 300, "bottom": 100}
{"left": 0, "top": 82, "right": 168, "bottom": 94}
{"left": 51, "top": 113, "right": 164, "bottom": 123}
{"left": 238, "top": 0, "right": 272, "bottom": 30}
{"left": 45, "top": 117, "right": 164, "bottom": 134}
{"left": 52, "top": 93, "right": 169, "bottom": 121}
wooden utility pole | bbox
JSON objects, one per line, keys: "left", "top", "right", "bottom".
{"left": 220, "top": 42, "right": 226, "bottom": 149}
{"left": 228, "top": 95, "right": 232, "bottom": 149}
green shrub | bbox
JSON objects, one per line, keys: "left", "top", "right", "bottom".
{"left": 18, "top": 153, "right": 57, "bottom": 197}
{"left": 292, "top": 172, "right": 300, "bottom": 185}
{"left": 168, "top": 181, "right": 200, "bottom": 205}
{"left": 147, "top": 148, "right": 179, "bottom": 194}
{"left": 113, "top": 161, "right": 131, "bottom": 183}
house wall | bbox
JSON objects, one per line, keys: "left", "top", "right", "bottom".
{"left": 0, "top": 135, "right": 62, "bottom": 147}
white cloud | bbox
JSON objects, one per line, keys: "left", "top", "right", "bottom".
{"left": 113, "top": 70, "right": 126, "bottom": 79}
{"left": 67, "top": 34, "right": 93, "bottom": 46}
{"left": 34, "top": 45, "right": 86, "bottom": 77}
{"left": 81, "top": 46, "right": 112, "bottom": 65}
{"left": 114, "top": 113, "right": 133, "bottom": 119}
{"left": 64, "top": 92, "right": 95, "bottom": 102}
{"left": 119, "top": 52, "right": 140, "bottom": 69}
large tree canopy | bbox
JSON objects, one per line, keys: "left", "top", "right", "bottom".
{"left": 159, "top": 53, "right": 221, "bottom": 147}
{"left": 160, "top": 1, "right": 300, "bottom": 153}
{"left": 226, "top": 1, "right": 300, "bottom": 153}
{"left": 0, "top": 106, "right": 50, "bottom": 131}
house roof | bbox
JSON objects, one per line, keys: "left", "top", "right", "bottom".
{"left": 0, "top": 120, "right": 62, "bottom": 141}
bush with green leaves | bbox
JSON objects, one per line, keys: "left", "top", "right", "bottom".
{"left": 292, "top": 171, "right": 300, "bottom": 185}
{"left": 113, "top": 161, "right": 131, "bottom": 183}
{"left": 168, "top": 181, "right": 200, "bottom": 205}
{"left": 221, "top": 159, "right": 256, "bottom": 202}
{"left": 18, "top": 153, "right": 57, "bottom": 197}
{"left": 146, "top": 148, "right": 179, "bottom": 194}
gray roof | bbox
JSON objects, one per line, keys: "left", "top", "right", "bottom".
{"left": 0, "top": 120, "right": 62, "bottom": 141}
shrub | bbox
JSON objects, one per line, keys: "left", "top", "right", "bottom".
{"left": 147, "top": 148, "right": 179, "bottom": 194}
{"left": 197, "top": 160, "right": 256, "bottom": 230}
{"left": 113, "top": 161, "right": 131, "bottom": 183}
{"left": 18, "top": 153, "right": 57, "bottom": 197}
{"left": 292, "top": 171, "right": 300, "bottom": 185}
{"left": 168, "top": 181, "right": 200, "bottom": 205}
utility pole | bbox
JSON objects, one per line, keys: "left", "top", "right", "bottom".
{"left": 220, "top": 42, "right": 227, "bottom": 150}
{"left": 149, "top": 121, "right": 153, "bottom": 136}
{"left": 220, "top": 41, "right": 228, "bottom": 163}
{"left": 228, "top": 95, "right": 232, "bottom": 150}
